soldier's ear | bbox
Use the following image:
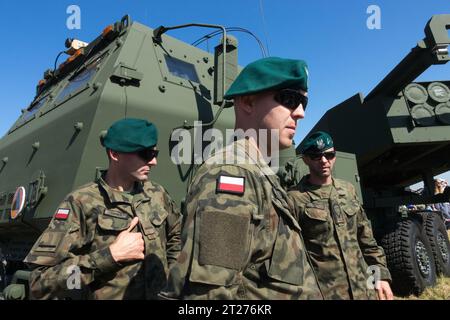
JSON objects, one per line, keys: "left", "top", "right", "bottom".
{"left": 235, "top": 95, "right": 254, "bottom": 114}
{"left": 301, "top": 155, "right": 310, "bottom": 166}
{"left": 108, "top": 149, "right": 120, "bottom": 162}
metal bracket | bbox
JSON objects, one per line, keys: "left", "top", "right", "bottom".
{"left": 28, "top": 170, "right": 48, "bottom": 208}
{"left": 110, "top": 63, "right": 143, "bottom": 86}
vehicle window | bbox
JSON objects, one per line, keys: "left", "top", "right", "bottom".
{"left": 54, "top": 54, "right": 105, "bottom": 105}
{"left": 165, "top": 55, "right": 200, "bottom": 83}
{"left": 22, "top": 96, "right": 49, "bottom": 123}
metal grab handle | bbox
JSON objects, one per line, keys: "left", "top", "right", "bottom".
{"left": 121, "top": 14, "right": 130, "bottom": 29}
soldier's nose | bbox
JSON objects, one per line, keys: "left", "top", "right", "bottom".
{"left": 292, "top": 105, "right": 305, "bottom": 120}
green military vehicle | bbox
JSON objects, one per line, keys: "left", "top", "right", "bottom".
{"left": 291, "top": 14, "right": 450, "bottom": 296}
{"left": 0, "top": 13, "right": 448, "bottom": 299}
{"left": 0, "top": 15, "right": 242, "bottom": 299}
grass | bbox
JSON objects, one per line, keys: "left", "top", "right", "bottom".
{"left": 397, "top": 230, "right": 450, "bottom": 300}
{"left": 399, "top": 277, "right": 450, "bottom": 300}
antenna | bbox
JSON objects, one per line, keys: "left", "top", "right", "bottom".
{"left": 259, "top": 0, "right": 271, "bottom": 56}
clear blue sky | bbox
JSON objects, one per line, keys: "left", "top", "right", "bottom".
{"left": 1, "top": 0, "right": 449, "bottom": 185}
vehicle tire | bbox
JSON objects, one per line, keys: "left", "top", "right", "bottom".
{"left": 381, "top": 219, "right": 437, "bottom": 296}
{"left": 420, "top": 212, "right": 450, "bottom": 276}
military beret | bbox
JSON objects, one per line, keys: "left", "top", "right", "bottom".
{"left": 102, "top": 118, "right": 158, "bottom": 152}
{"left": 224, "top": 57, "right": 309, "bottom": 99}
{"left": 300, "top": 131, "right": 334, "bottom": 154}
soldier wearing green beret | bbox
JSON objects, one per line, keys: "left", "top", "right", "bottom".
{"left": 24, "top": 118, "right": 182, "bottom": 299}
{"left": 288, "top": 131, "right": 393, "bottom": 300}
{"left": 161, "top": 57, "right": 323, "bottom": 299}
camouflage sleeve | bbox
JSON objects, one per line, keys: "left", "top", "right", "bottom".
{"left": 352, "top": 189, "right": 392, "bottom": 282}
{"left": 24, "top": 197, "right": 121, "bottom": 299}
{"left": 163, "top": 191, "right": 182, "bottom": 268}
{"left": 160, "top": 164, "right": 262, "bottom": 300}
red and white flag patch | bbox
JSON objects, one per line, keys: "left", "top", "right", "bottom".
{"left": 55, "top": 208, "right": 70, "bottom": 220}
{"left": 217, "top": 175, "right": 245, "bottom": 195}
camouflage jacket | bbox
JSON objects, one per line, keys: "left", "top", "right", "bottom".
{"left": 288, "top": 176, "right": 392, "bottom": 300}
{"left": 24, "top": 174, "right": 181, "bottom": 299}
{"left": 160, "top": 139, "right": 323, "bottom": 300}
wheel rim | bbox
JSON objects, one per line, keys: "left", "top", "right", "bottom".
{"left": 415, "top": 240, "right": 432, "bottom": 277}
{"left": 437, "top": 232, "right": 449, "bottom": 264}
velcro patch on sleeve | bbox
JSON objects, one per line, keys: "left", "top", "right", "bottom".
{"left": 55, "top": 208, "right": 70, "bottom": 220}
{"left": 199, "top": 210, "right": 250, "bottom": 270}
{"left": 216, "top": 175, "right": 245, "bottom": 195}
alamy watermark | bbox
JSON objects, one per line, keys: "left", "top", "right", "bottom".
{"left": 170, "top": 122, "right": 281, "bottom": 174}
{"left": 67, "top": 5, "right": 81, "bottom": 30}
{"left": 366, "top": 265, "right": 381, "bottom": 290}
{"left": 66, "top": 265, "right": 81, "bottom": 290}
{"left": 367, "top": 5, "right": 381, "bottom": 30}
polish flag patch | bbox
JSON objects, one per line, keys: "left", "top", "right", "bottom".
{"left": 217, "top": 175, "right": 245, "bottom": 195}
{"left": 55, "top": 208, "right": 70, "bottom": 220}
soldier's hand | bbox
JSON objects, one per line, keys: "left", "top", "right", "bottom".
{"left": 376, "top": 280, "right": 394, "bottom": 300}
{"left": 109, "top": 217, "right": 145, "bottom": 263}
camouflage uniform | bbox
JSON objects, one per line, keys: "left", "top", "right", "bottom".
{"left": 288, "top": 176, "right": 391, "bottom": 300}
{"left": 161, "top": 139, "right": 323, "bottom": 300}
{"left": 24, "top": 173, "right": 181, "bottom": 299}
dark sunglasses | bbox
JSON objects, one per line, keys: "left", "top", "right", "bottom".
{"left": 274, "top": 89, "right": 308, "bottom": 111}
{"left": 305, "top": 151, "right": 336, "bottom": 161}
{"left": 137, "top": 149, "right": 159, "bottom": 162}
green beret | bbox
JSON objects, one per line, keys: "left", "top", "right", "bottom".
{"left": 102, "top": 118, "right": 158, "bottom": 152}
{"left": 224, "top": 57, "right": 308, "bottom": 99}
{"left": 300, "top": 131, "right": 334, "bottom": 154}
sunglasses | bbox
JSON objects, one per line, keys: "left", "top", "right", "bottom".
{"left": 305, "top": 151, "right": 336, "bottom": 161}
{"left": 274, "top": 89, "right": 308, "bottom": 111}
{"left": 137, "top": 149, "right": 159, "bottom": 162}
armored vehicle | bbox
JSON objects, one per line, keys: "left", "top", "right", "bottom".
{"left": 0, "top": 13, "right": 449, "bottom": 299}
{"left": 294, "top": 14, "right": 450, "bottom": 296}
{"left": 0, "top": 15, "right": 243, "bottom": 299}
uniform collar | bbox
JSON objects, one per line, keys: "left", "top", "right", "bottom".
{"left": 299, "top": 175, "right": 336, "bottom": 201}
{"left": 233, "top": 138, "right": 276, "bottom": 175}
{"left": 97, "top": 171, "right": 150, "bottom": 204}
{"left": 233, "top": 139, "right": 301, "bottom": 230}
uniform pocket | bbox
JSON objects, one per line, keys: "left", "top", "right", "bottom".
{"left": 141, "top": 207, "right": 169, "bottom": 239}
{"left": 34, "top": 231, "right": 66, "bottom": 254}
{"left": 301, "top": 202, "right": 330, "bottom": 238}
{"left": 97, "top": 209, "right": 131, "bottom": 231}
{"left": 342, "top": 200, "right": 359, "bottom": 217}
{"left": 305, "top": 207, "right": 328, "bottom": 221}
{"left": 341, "top": 200, "right": 359, "bottom": 232}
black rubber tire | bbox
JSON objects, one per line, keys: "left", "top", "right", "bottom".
{"left": 420, "top": 213, "right": 450, "bottom": 276}
{"left": 381, "top": 219, "right": 437, "bottom": 296}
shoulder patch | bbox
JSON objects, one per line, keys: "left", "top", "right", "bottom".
{"left": 216, "top": 175, "right": 245, "bottom": 195}
{"left": 55, "top": 208, "right": 70, "bottom": 220}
